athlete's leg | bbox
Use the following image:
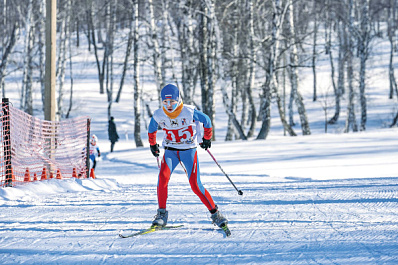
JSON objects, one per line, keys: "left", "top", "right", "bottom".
{"left": 179, "top": 148, "right": 216, "bottom": 211}
{"left": 157, "top": 150, "right": 179, "bottom": 209}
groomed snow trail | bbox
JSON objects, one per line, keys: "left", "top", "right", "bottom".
{"left": 0, "top": 176, "right": 397, "bottom": 264}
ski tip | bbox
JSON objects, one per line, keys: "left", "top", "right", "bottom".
{"left": 221, "top": 223, "right": 231, "bottom": 237}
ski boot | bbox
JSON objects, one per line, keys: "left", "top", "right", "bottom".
{"left": 152, "top": 208, "right": 168, "bottom": 227}
{"left": 210, "top": 206, "right": 231, "bottom": 236}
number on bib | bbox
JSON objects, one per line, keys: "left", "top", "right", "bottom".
{"left": 164, "top": 126, "right": 194, "bottom": 143}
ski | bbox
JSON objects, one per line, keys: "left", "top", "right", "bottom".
{"left": 119, "top": 225, "right": 184, "bottom": 238}
{"left": 220, "top": 223, "right": 231, "bottom": 237}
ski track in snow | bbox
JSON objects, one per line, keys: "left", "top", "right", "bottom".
{"left": 1, "top": 176, "right": 398, "bottom": 264}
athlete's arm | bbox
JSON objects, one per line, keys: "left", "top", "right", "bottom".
{"left": 193, "top": 109, "right": 212, "bottom": 140}
{"left": 148, "top": 117, "right": 158, "bottom": 145}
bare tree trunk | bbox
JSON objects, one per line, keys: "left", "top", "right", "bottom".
{"left": 274, "top": 80, "right": 297, "bottom": 136}
{"left": 175, "top": 1, "right": 196, "bottom": 105}
{"left": 0, "top": 23, "right": 17, "bottom": 98}
{"left": 388, "top": 0, "right": 398, "bottom": 99}
{"left": 327, "top": 20, "right": 341, "bottom": 124}
{"left": 88, "top": 0, "right": 106, "bottom": 94}
{"left": 209, "top": 0, "right": 247, "bottom": 141}
{"left": 199, "top": 1, "right": 217, "bottom": 140}
{"left": 39, "top": 0, "right": 46, "bottom": 112}
{"left": 257, "top": 0, "right": 278, "bottom": 140}
{"left": 344, "top": 0, "right": 358, "bottom": 133}
{"left": 288, "top": 0, "right": 311, "bottom": 135}
{"left": 66, "top": 27, "right": 74, "bottom": 119}
{"left": 148, "top": 0, "right": 164, "bottom": 106}
{"left": 186, "top": 4, "right": 197, "bottom": 104}
{"left": 358, "top": 0, "right": 370, "bottom": 131}
{"left": 390, "top": 111, "right": 398, "bottom": 127}
{"left": 199, "top": 3, "right": 209, "bottom": 112}
{"left": 312, "top": 0, "right": 318, "bottom": 102}
{"left": 133, "top": 0, "right": 143, "bottom": 147}
{"left": 160, "top": 0, "right": 169, "bottom": 87}
{"left": 21, "top": 0, "right": 34, "bottom": 115}
{"left": 115, "top": 0, "right": 134, "bottom": 103}
{"left": 288, "top": 69, "right": 295, "bottom": 127}
{"left": 164, "top": 1, "right": 179, "bottom": 87}
{"left": 225, "top": 7, "right": 239, "bottom": 141}
{"left": 106, "top": 0, "right": 117, "bottom": 118}
{"left": 246, "top": 0, "right": 257, "bottom": 138}
{"left": 57, "top": 1, "right": 71, "bottom": 119}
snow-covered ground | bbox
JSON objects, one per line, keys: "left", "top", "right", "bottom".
{"left": 0, "top": 127, "right": 397, "bottom": 264}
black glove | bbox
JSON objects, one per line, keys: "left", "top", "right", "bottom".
{"left": 150, "top": 144, "right": 160, "bottom": 157}
{"left": 200, "top": 138, "right": 211, "bottom": 150}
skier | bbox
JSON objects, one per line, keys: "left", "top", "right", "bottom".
{"left": 148, "top": 84, "right": 228, "bottom": 230}
{"left": 89, "top": 134, "right": 101, "bottom": 171}
{"left": 108, "top": 116, "right": 119, "bottom": 152}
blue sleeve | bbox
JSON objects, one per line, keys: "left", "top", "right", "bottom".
{"left": 193, "top": 109, "right": 212, "bottom": 129}
{"left": 148, "top": 117, "right": 159, "bottom": 133}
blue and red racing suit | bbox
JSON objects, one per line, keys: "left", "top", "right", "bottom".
{"left": 148, "top": 104, "right": 216, "bottom": 211}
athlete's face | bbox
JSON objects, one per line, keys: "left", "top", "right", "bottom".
{"left": 162, "top": 99, "right": 178, "bottom": 112}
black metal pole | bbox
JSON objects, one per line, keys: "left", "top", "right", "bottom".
{"left": 86, "top": 119, "right": 91, "bottom": 178}
{"left": 2, "top": 98, "right": 12, "bottom": 187}
{"left": 206, "top": 149, "right": 243, "bottom": 195}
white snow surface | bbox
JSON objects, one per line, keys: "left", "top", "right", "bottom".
{"left": 1, "top": 128, "right": 397, "bottom": 264}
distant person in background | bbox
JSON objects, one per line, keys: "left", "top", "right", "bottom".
{"left": 89, "top": 134, "right": 101, "bottom": 171}
{"left": 108, "top": 116, "right": 119, "bottom": 152}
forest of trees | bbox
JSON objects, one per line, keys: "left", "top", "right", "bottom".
{"left": 1, "top": 0, "right": 398, "bottom": 146}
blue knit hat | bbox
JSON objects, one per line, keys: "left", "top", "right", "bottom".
{"left": 161, "top": 84, "right": 180, "bottom": 102}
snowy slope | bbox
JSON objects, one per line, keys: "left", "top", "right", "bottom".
{"left": 0, "top": 128, "right": 397, "bottom": 264}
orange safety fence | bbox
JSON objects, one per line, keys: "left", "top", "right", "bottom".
{"left": 0, "top": 99, "right": 90, "bottom": 187}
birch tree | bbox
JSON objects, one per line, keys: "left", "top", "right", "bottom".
{"left": 21, "top": 0, "right": 34, "bottom": 115}
{"left": 224, "top": 0, "right": 240, "bottom": 141}
{"left": 132, "top": 0, "right": 143, "bottom": 147}
{"left": 173, "top": 0, "right": 199, "bottom": 105}
{"left": 0, "top": 23, "right": 18, "bottom": 98}
{"left": 257, "top": 0, "right": 296, "bottom": 139}
{"left": 211, "top": 0, "right": 248, "bottom": 140}
{"left": 344, "top": 0, "right": 358, "bottom": 132}
{"left": 38, "top": 0, "right": 46, "bottom": 112}
{"left": 105, "top": 0, "right": 117, "bottom": 118}
{"left": 148, "top": 0, "right": 165, "bottom": 106}
{"left": 246, "top": 0, "right": 257, "bottom": 137}
{"left": 57, "top": 0, "right": 71, "bottom": 119}
{"left": 199, "top": 0, "right": 216, "bottom": 140}
{"left": 327, "top": 17, "right": 345, "bottom": 125}
{"left": 388, "top": 0, "right": 398, "bottom": 100}
{"left": 116, "top": 1, "right": 134, "bottom": 103}
{"left": 357, "top": 0, "right": 370, "bottom": 131}
{"left": 388, "top": 0, "right": 398, "bottom": 126}
{"left": 65, "top": 26, "right": 74, "bottom": 119}
{"left": 312, "top": 0, "right": 318, "bottom": 102}
{"left": 287, "top": 0, "right": 311, "bottom": 135}
{"left": 256, "top": 0, "right": 277, "bottom": 140}
{"left": 88, "top": 0, "right": 106, "bottom": 95}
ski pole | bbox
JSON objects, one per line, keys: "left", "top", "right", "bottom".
{"left": 156, "top": 156, "right": 161, "bottom": 169}
{"left": 206, "top": 149, "right": 243, "bottom": 195}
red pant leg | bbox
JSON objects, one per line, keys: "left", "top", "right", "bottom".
{"left": 157, "top": 156, "right": 171, "bottom": 209}
{"left": 187, "top": 150, "right": 216, "bottom": 211}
